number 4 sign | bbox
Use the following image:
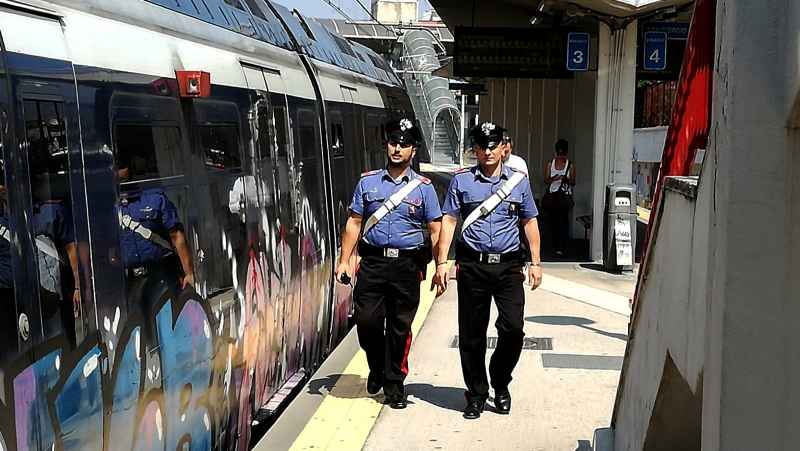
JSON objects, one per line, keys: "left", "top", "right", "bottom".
{"left": 643, "top": 31, "right": 668, "bottom": 71}
{"left": 567, "top": 32, "right": 589, "bottom": 71}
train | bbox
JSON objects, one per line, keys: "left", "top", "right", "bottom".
{"left": 0, "top": 0, "right": 417, "bottom": 449}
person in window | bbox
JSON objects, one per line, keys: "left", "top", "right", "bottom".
{"left": 117, "top": 163, "right": 195, "bottom": 321}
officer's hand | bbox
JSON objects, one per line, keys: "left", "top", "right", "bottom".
{"left": 182, "top": 273, "right": 195, "bottom": 289}
{"left": 335, "top": 262, "right": 351, "bottom": 284}
{"left": 432, "top": 264, "right": 449, "bottom": 297}
{"left": 528, "top": 265, "right": 543, "bottom": 290}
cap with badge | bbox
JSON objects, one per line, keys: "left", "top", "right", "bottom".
{"left": 469, "top": 121, "right": 507, "bottom": 150}
{"left": 386, "top": 118, "right": 423, "bottom": 147}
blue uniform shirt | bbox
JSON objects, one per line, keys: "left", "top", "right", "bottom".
{"left": 33, "top": 200, "right": 75, "bottom": 246}
{"left": 119, "top": 189, "right": 180, "bottom": 268}
{"left": 349, "top": 168, "right": 442, "bottom": 250}
{"left": 442, "top": 165, "right": 538, "bottom": 254}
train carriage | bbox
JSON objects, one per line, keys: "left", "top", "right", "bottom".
{"left": 0, "top": 0, "right": 414, "bottom": 449}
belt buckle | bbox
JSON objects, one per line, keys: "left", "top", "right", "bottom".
{"left": 487, "top": 253, "right": 501, "bottom": 264}
{"left": 385, "top": 248, "right": 399, "bottom": 258}
{"left": 133, "top": 267, "right": 148, "bottom": 277}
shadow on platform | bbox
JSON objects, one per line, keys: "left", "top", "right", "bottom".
{"left": 527, "top": 315, "right": 628, "bottom": 342}
{"left": 405, "top": 383, "right": 465, "bottom": 413}
{"left": 305, "top": 373, "right": 384, "bottom": 402}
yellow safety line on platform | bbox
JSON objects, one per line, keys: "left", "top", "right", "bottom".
{"left": 289, "top": 262, "right": 447, "bottom": 451}
{"left": 637, "top": 206, "right": 651, "bottom": 223}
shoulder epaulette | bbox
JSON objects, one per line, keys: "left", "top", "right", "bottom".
{"left": 360, "top": 169, "right": 381, "bottom": 178}
{"left": 416, "top": 175, "right": 432, "bottom": 185}
{"left": 454, "top": 167, "right": 471, "bottom": 175}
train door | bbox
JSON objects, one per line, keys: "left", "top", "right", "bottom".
{"left": 241, "top": 64, "right": 288, "bottom": 402}
{"left": 243, "top": 65, "right": 304, "bottom": 378}
{"left": 339, "top": 85, "right": 366, "bottom": 174}
{"left": 0, "top": 9, "right": 97, "bottom": 450}
{"left": 293, "top": 103, "right": 333, "bottom": 369}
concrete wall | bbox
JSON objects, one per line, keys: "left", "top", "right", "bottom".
{"left": 478, "top": 74, "right": 598, "bottom": 239}
{"left": 612, "top": 171, "right": 712, "bottom": 451}
{"left": 703, "top": 2, "right": 800, "bottom": 450}
{"left": 611, "top": 2, "right": 800, "bottom": 450}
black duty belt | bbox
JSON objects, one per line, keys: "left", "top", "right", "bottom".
{"left": 359, "top": 242, "right": 420, "bottom": 259}
{"left": 456, "top": 245, "right": 523, "bottom": 264}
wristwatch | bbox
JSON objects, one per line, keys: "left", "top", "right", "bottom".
{"left": 529, "top": 262, "right": 541, "bottom": 267}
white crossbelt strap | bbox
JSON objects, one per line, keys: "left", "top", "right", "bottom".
{"left": 120, "top": 214, "right": 174, "bottom": 250}
{"left": 362, "top": 178, "right": 423, "bottom": 236}
{"left": 0, "top": 224, "right": 63, "bottom": 261}
{"left": 462, "top": 171, "right": 526, "bottom": 233}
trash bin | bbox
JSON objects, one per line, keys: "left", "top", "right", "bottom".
{"left": 603, "top": 184, "right": 637, "bottom": 272}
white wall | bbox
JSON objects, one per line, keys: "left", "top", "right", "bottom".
{"left": 592, "top": 20, "right": 638, "bottom": 261}
{"left": 703, "top": 1, "right": 800, "bottom": 450}
{"left": 612, "top": 2, "right": 800, "bottom": 450}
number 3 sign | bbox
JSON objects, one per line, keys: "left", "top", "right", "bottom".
{"left": 567, "top": 32, "right": 590, "bottom": 71}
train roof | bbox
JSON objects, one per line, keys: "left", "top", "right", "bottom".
{"left": 142, "top": 0, "right": 401, "bottom": 86}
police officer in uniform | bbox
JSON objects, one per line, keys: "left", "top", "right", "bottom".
{"left": 117, "top": 164, "right": 194, "bottom": 332}
{"left": 433, "top": 121, "right": 543, "bottom": 419}
{"left": 335, "top": 118, "right": 442, "bottom": 409}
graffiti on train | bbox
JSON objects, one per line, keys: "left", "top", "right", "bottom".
{"left": 3, "top": 251, "right": 297, "bottom": 451}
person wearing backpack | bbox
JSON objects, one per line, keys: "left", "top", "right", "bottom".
{"left": 542, "top": 139, "right": 576, "bottom": 257}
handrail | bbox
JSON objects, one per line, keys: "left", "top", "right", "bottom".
{"left": 401, "top": 30, "right": 461, "bottom": 164}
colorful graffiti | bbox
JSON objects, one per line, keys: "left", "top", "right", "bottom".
{"left": 0, "top": 245, "right": 314, "bottom": 451}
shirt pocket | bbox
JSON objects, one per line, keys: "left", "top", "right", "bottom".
{"left": 402, "top": 196, "right": 423, "bottom": 219}
{"left": 461, "top": 191, "right": 484, "bottom": 206}
{"left": 363, "top": 191, "right": 386, "bottom": 214}
{"left": 500, "top": 193, "right": 523, "bottom": 217}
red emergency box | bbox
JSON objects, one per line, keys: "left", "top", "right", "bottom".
{"left": 176, "top": 70, "right": 211, "bottom": 98}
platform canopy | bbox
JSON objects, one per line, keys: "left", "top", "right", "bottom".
{"left": 429, "top": 0, "right": 694, "bottom": 29}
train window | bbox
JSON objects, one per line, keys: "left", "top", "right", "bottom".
{"left": 297, "top": 109, "right": 317, "bottom": 160}
{"left": 24, "top": 100, "right": 68, "bottom": 175}
{"left": 198, "top": 125, "right": 241, "bottom": 171}
{"left": 273, "top": 107, "right": 289, "bottom": 158}
{"left": 115, "top": 125, "right": 183, "bottom": 182}
{"left": 23, "top": 98, "right": 79, "bottom": 345}
{"left": 330, "top": 123, "right": 344, "bottom": 156}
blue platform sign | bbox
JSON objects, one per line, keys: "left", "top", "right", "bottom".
{"left": 643, "top": 31, "right": 668, "bottom": 71}
{"left": 566, "top": 32, "right": 590, "bottom": 71}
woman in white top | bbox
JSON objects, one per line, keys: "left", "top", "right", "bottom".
{"left": 542, "top": 139, "right": 576, "bottom": 256}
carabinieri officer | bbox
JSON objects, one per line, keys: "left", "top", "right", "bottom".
{"left": 335, "top": 118, "right": 442, "bottom": 409}
{"left": 433, "top": 121, "right": 543, "bottom": 419}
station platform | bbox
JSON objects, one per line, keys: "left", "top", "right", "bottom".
{"left": 257, "top": 263, "right": 635, "bottom": 451}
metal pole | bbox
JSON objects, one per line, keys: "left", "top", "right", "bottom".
{"left": 459, "top": 92, "right": 466, "bottom": 167}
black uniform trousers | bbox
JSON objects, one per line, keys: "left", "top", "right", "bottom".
{"left": 354, "top": 254, "right": 421, "bottom": 397}
{"left": 456, "top": 259, "right": 525, "bottom": 401}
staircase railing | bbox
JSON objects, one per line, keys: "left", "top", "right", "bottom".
{"left": 401, "top": 29, "right": 461, "bottom": 166}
